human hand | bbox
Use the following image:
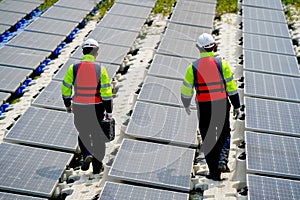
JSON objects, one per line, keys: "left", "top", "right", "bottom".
{"left": 233, "top": 108, "right": 240, "bottom": 119}
{"left": 185, "top": 107, "right": 191, "bottom": 115}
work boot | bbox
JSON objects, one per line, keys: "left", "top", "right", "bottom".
{"left": 205, "top": 173, "right": 222, "bottom": 181}
{"left": 218, "top": 164, "right": 230, "bottom": 173}
{"left": 81, "top": 155, "right": 93, "bottom": 171}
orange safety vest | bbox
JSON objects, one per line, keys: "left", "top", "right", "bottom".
{"left": 192, "top": 57, "right": 226, "bottom": 102}
{"left": 73, "top": 62, "right": 102, "bottom": 104}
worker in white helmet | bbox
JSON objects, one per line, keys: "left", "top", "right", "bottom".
{"left": 181, "top": 33, "right": 240, "bottom": 181}
{"left": 62, "top": 38, "right": 113, "bottom": 174}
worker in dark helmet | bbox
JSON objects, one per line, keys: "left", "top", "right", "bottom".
{"left": 181, "top": 33, "right": 240, "bottom": 181}
{"left": 62, "top": 38, "right": 113, "bottom": 174}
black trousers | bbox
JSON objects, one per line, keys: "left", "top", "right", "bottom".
{"left": 197, "top": 99, "right": 230, "bottom": 176}
{"left": 73, "top": 103, "right": 108, "bottom": 172}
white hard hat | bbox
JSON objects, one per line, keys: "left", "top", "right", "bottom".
{"left": 197, "top": 33, "right": 215, "bottom": 48}
{"left": 82, "top": 38, "right": 99, "bottom": 49}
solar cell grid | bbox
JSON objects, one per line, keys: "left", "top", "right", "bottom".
{"left": 0, "top": 0, "right": 38, "bottom": 14}
{"left": 242, "top": 0, "right": 283, "bottom": 10}
{"left": 244, "top": 71, "right": 300, "bottom": 103}
{"left": 0, "top": 142, "right": 72, "bottom": 197}
{"left": 0, "top": 10, "right": 24, "bottom": 26}
{"left": 245, "top": 97, "right": 300, "bottom": 137}
{"left": 98, "top": 14, "right": 146, "bottom": 33}
{"left": 170, "top": 10, "right": 214, "bottom": 28}
{"left": 243, "top": 50, "right": 299, "bottom": 77}
{"left": 126, "top": 101, "right": 198, "bottom": 147}
{"left": 157, "top": 37, "right": 198, "bottom": 59}
{"left": 175, "top": 1, "right": 216, "bottom": 15}
{"left": 242, "top": 6, "right": 286, "bottom": 23}
{"left": 108, "top": 3, "right": 152, "bottom": 19}
{"left": 41, "top": 6, "right": 88, "bottom": 23}
{"left": 109, "top": 139, "right": 195, "bottom": 192}
{"left": 115, "top": 0, "right": 156, "bottom": 8}
{"left": 0, "top": 192, "right": 47, "bottom": 200}
{"left": 7, "top": 31, "right": 64, "bottom": 52}
{"left": 243, "top": 19, "right": 290, "bottom": 38}
{"left": 247, "top": 174, "right": 300, "bottom": 200}
{"left": 245, "top": 132, "right": 300, "bottom": 179}
{"left": 243, "top": 33, "right": 295, "bottom": 56}
{"left": 89, "top": 27, "right": 139, "bottom": 48}
{"left": 0, "top": 92, "right": 10, "bottom": 105}
{"left": 0, "top": 46, "right": 49, "bottom": 70}
{"left": 0, "top": 66, "right": 32, "bottom": 93}
{"left": 4, "top": 106, "right": 78, "bottom": 152}
{"left": 26, "top": 17, "right": 77, "bottom": 36}
{"left": 54, "top": 0, "right": 99, "bottom": 11}
{"left": 99, "top": 182, "right": 189, "bottom": 200}
{"left": 148, "top": 54, "right": 193, "bottom": 80}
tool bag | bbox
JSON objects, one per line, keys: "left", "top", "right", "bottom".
{"left": 100, "top": 118, "right": 115, "bottom": 141}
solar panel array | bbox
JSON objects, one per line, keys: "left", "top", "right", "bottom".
{"left": 99, "top": 182, "right": 189, "bottom": 200}
{"left": 109, "top": 139, "right": 195, "bottom": 192}
{"left": 0, "top": 142, "right": 72, "bottom": 198}
{"left": 0, "top": 0, "right": 105, "bottom": 198}
{"left": 242, "top": 1, "right": 300, "bottom": 198}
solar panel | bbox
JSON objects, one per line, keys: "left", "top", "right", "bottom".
{"left": 164, "top": 22, "right": 211, "bottom": 42}
{"left": 179, "top": 0, "right": 216, "bottom": 4}
{"left": 41, "top": 6, "right": 88, "bottom": 23}
{"left": 7, "top": 31, "right": 64, "bottom": 52}
{"left": 242, "top": 6, "right": 286, "bottom": 23}
{"left": 242, "top": 0, "right": 283, "bottom": 10}
{"left": 0, "top": 142, "right": 72, "bottom": 198}
{"left": 4, "top": 106, "right": 78, "bottom": 152}
{"left": 54, "top": 0, "right": 99, "bottom": 11}
{"left": 243, "top": 33, "right": 295, "bottom": 56}
{"left": 0, "top": 10, "right": 25, "bottom": 26}
{"left": 0, "top": 0, "right": 38, "bottom": 14}
{"left": 126, "top": 101, "right": 198, "bottom": 147}
{"left": 157, "top": 37, "right": 198, "bottom": 59}
{"left": 89, "top": 27, "right": 139, "bottom": 48}
{"left": 0, "top": 46, "right": 49, "bottom": 70}
{"left": 99, "top": 182, "right": 189, "bottom": 200}
{"left": 137, "top": 76, "right": 196, "bottom": 108}
{"left": 26, "top": 17, "right": 77, "bottom": 36}
{"left": 175, "top": 1, "right": 216, "bottom": 14}
{"left": 71, "top": 44, "right": 129, "bottom": 65}
{"left": 0, "top": 192, "right": 47, "bottom": 200}
{"left": 243, "top": 18, "right": 290, "bottom": 38}
{"left": 247, "top": 174, "right": 300, "bottom": 200}
{"left": 169, "top": 10, "right": 214, "bottom": 28}
{"left": 244, "top": 71, "right": 300, "bottom": 103}
{"left": 245, "top": 97, "right": 300, "bottom": 137}
{"left": 0, "top": 24, "right": 10, "bottom": 34}
{"left": 32, "top": 80, "right": 65, "bottom": 111}
{"left": 243, "top": 50, "right": 300, "bottom": 77}
{"left": 109, "top": 139, "right": 195, "bottom": 192}
{"left": 53, "top": 58, "right": 119, "bottom": 81}
{"left": 0, "top": 65, "right": 32, "bottom": 93}
{"left": 108, "top": 3, "right": 152, "bottom": 19}
{"left": 245, "top": 131, "right": 300, "bottom": 179}
{"left": 0, "top": 92, "right": 10, "bottom": 104}
{"left": 98, "top": 14, "right": 146, "bottom": 33}
{"left": 148, "top": 54, "right": 193, "bottom": 80}
{"left": 116, "top": 0, "right": 156, "bottom": 8}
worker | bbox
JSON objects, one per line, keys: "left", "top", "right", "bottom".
{"left": 180, "top": 33, "right": 240, "bottom": 181}
{"left": 61, "top": 38, "right": 113, "bottom": 174}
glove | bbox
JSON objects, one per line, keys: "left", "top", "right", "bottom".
{"left": 185, "top": 107, "right": 191, "bottom": 115}
{"left": 233, "top": 108, "right": 240, "bottom": 119}
{"left": 66, "top": 106, "right": 72, "bottom": 113}
{"left": 105, "top": 113, "right": 112, "bottom": 120}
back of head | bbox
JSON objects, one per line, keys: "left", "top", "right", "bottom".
{"left": 196, "top": 33, "right": 217, "bottom": 52}
{"left": 82, "top": 38, "right": 99, "bottom": 55}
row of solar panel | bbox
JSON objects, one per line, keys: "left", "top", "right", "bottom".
{"left": 0, "top": 0, "right": 103, "bottom": 110}
{"left": 241, "top": 1, "right": 300, "bottom": 199}
{"left": 98, "top": 0, "right": 220, "bottom": 198}
{"left": 0, "top": 0, "right": 105, "bottom": 198}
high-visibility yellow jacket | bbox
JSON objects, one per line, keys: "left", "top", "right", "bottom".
{"left": 181, "top": 52, "right": 240, "bottom": 108}
{"left": 61, "top": 54, "right": 112, "bottom": 106}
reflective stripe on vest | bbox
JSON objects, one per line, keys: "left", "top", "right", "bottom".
{"left": 192, "top": 57, "right": 226, "bottom": 102}
{"left": 73, "top": 62, "right": 102, "bottom": 104}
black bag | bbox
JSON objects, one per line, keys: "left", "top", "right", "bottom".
{"left": 100, "top": 118, "right": 115, "bottom": 141}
